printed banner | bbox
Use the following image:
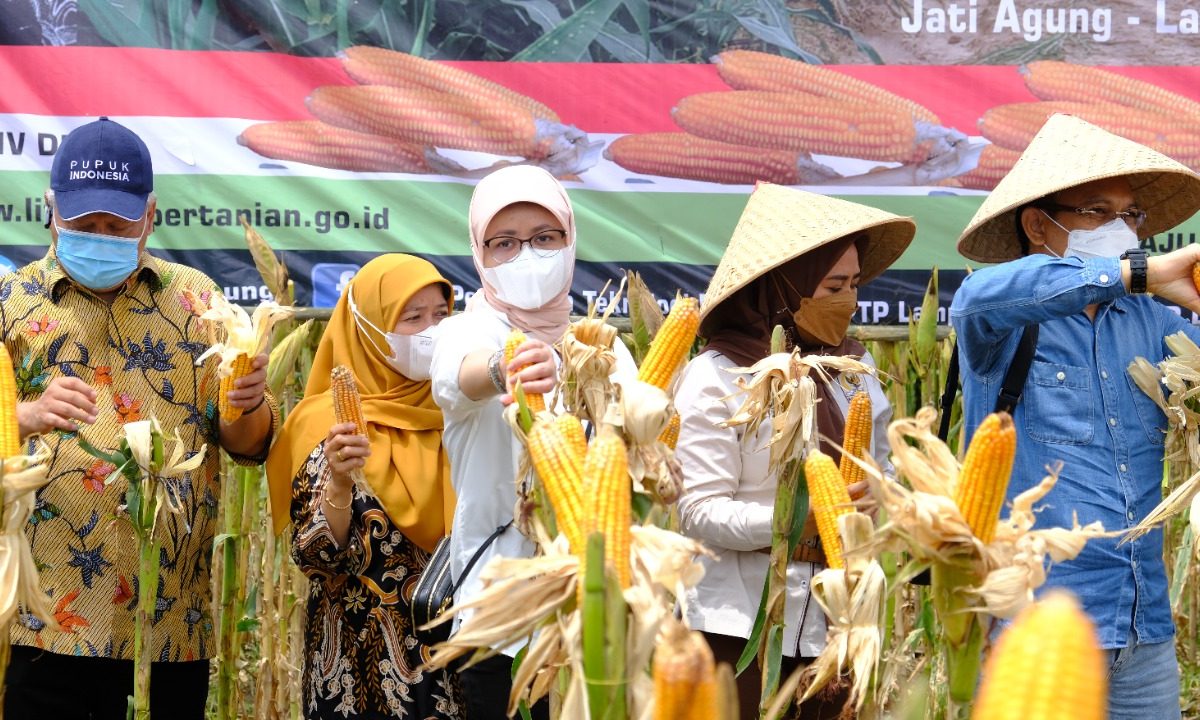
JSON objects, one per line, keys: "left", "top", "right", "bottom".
{"left": 4, "top": 2, "right": 1200, "bottom": 322}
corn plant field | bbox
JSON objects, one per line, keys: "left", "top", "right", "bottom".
{"left": 189, "top": 242, "right": 1200, "bottom": 718}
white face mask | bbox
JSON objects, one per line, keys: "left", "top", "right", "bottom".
{"left": 384, "top": 330, "right": 436, "bottom": 381}
{"left": 481, "top": 245, "right": 572, "bottom": 310}
{"left": 1042, "top": 212, "right": 1140, "bottom": 260}
{"left": 348, "top": 289, "right": 438, "bottom": 381}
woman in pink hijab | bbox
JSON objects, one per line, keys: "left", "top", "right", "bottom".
{"left": 430, "top": 166, "right": 636, "bottom": 720}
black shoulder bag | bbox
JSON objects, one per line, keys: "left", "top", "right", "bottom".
{"left": 411, "top": 521, "right": 511, "bottom": 645}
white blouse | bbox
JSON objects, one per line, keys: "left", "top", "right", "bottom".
{"left": 430, "top": 303, "right": 637, "bottom": 651}
{"left": 674, "top": 349, "right": 892, "bottom": 657}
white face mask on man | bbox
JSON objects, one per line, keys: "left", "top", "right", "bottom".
{"left": 481, "top": 245, "right": 572, "bottom": 310}
{"left": 1041, "top": 212, "right": 1141, "bottom": 260}
{"left": 347, "top": 290, "right": 438, "bottom": 381}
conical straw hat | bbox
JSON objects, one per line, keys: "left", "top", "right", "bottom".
{"left": 699, "top": 182, "right": 916, "bottom": 329}
{"left": 958, "top": 114, "right": 1200, "bottom": 263}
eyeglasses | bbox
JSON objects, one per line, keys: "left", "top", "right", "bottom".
{"left": 1038, "top": 202, "right": 1148, "bottom": 230}
{"left": 482, "top": 229, "right": 568, "bottom": 264}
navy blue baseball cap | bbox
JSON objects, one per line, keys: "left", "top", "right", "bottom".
{"left": 50, "top": 117, "right": 153, "bottom": 221}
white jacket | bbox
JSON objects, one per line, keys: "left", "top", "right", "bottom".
{"left": 674, "top": 349, "right": 892, "bottom": 657}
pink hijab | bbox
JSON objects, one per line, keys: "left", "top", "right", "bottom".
{"left": 466, "top": 166, "right": 576, "bottom": 344}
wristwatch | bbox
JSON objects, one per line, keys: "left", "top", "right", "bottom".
{"left": 487, "top": 349, "right": 506, "bottom": 393}
{"left": 1120, "top": 248, "right": 1148, "bottom": 294}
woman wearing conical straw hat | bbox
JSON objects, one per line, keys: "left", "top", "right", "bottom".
{"left": 675, "top": 182, "right": 915, "bottom": 719}
{"left": 951, "top": 113, "right": 1200, "bottom": 718}
{"left": 429, "top": 165, "right": 638, "bottom": 719}
{"left": 265, "top": 255, "right": 463, "bottom": 719}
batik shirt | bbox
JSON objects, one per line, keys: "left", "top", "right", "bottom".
{"left": 2, "top": 251, "right": 276, "bottom": 661}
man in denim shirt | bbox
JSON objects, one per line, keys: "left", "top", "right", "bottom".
{"left": 951, "top": 115, "right": 1200, "bottom": 718}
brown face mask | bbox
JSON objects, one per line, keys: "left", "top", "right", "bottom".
{"left": 791, "top": 290, "right": 859, "bottom": 347}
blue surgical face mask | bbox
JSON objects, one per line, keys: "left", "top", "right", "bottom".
{"left": 53, "top": 219, "right": 144, "bottom": 291}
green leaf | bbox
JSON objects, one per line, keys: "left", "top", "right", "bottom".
{"left": 76, "top": 0, "right": 160, "bottom": 47}
{"left": 736, "top": 566, "right": 771, "bottom": 675}
{"left": 512, "top": 0, "right": 624, "bottom": 61}
{"left": 187, "top": 0, "right": 220, "bottom": 50}
{"left": 759, "top": 624, "right": 785, "bottom": 710}
{"left": 595, "top": 27, "right": 665, "bottom": 62}
{"left": 212, "top": 533, "right": 236, "bottom": 550}
{"left": 1169, "top": 524, "right": 1193, "bottom": 608}
{"left": 733, "top": 0, "right": 822, "bottom": 64}
{"left": 581, "top": 533, "right": 608, "bottom": 720}
{"left": 502, "top": 0, "right": 564, "bottom": 32}
{"left": 77, "top": 435, "right": 130, "bottom": 468}
{"left": 235, "top": 617, "right": 261, "bottom": 633}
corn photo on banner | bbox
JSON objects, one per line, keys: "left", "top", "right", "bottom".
{"left": 5, "top": 4, "right": 1200, "bottom": 324}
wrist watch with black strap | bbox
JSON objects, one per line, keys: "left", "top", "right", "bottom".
{"left": 1121, "top": 248, "right": 1147, "bottom": 294}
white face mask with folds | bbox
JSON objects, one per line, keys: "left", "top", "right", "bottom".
{"left": 481, "top": 245, "right": 572, "bottom": 310}
{"left": 348, "top": 289, "right": 437, "bottom": 381}
{"left": 1041, "top": 212, "right": 1141, "bottom": 260}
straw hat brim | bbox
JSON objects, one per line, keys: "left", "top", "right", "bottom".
{"left": 958, "top": 115, "right": 1200, "bottom": 263}
{"left": 699, "top": 185, "right": 916, "bottom": 329}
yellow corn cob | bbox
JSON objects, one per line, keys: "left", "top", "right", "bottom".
{"left": 219, "top": 353, "right": 256, "bottom": 424}
{"left": 954, "top": 412, "right": 1016, "bottom": 545}
{"left": 526, "top": 419, "right": 586, "bottom": 551}
{"left": 238, "top": 120, "right": 437, "bottom": 173}
{"left": 673, "top": 91, "right": 922, "bottom": 163}
{"left": 1022, "top": 60, "right": 1200, "bottom": 120}
{"left": 805, "top": 449, "right": 854, "bottom": 570}
{"left": 652, "top": 626, "right": 717, "bottom": 720}
{"left": 554, "top": 413, "right": 587, "bottom": 462}
{"left": 956, "top": 144, "right": 1020, "bottom": 191}
{"left": 972, "top": 592, "right": 1106, "bottom": 720}
{"left": 341, "top": 46, "right": 560, "bottom": 123}
{"left": 1192, "top": 263, "right": 1200, "bottom": 295}
{"left": 659, "top": 413, "right": 681, "bottom": 450}
{"left": 638, "top": 297, "right": 700, "bottom": 390}
{"left": 0, "top": 344, "right": 20, "bottom": 458}
{"left": 603, "top": 132, "right": 835, "bottom": 186}
{"left": 715, "top": 49, "right": 940, "bottom": 125}
{"left": 504, "top": 329, "right": 546, "bottom": 413}
{"left": 838, "top": 391, "right": 872, "bottom": 486}
{"left": 978, "top": 101, "right": 1200, "bottom": 165}
{"left": 584, "top": 426, "right": 632, "bottom": 588}
{"left": 330, "top": 365, "right": 368, "bottom": 435}
{"left": 307, "top": 85, "right": 554, "bottom": 159}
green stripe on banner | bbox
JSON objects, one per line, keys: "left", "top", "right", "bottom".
{"left": 6, "top": 171, "right": 1198, "bottom": 267}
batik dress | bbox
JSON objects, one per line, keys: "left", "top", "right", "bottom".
{"left": 291, "top": 445, "right": 463, "bottom": 720}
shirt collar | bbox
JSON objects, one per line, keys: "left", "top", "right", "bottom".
{"left": 46, "top": 250, "right": 164, "bottom": 303}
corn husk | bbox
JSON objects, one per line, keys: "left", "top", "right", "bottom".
{"left": 560, "top": 281, "right": 623, "bottom": 427}
{"left": 194, "top": 294, "right": 294, "bottom": 376}
{"left": 609, "top": 379, "right": 681, "bottom": 506}
{"left": 424, "top": 526, "right": 709, "bottom": 716}
{"left": 866, "top": 407, "right": 1106, "bottom": 617}
{"left": 722, "top": 351, "right": 874, "bottom": 467}
{"left": 775, "top": 512, "right": 885, "bottom": 716}
{"left": 0, "top": 448, "right": 58, "bottom": 631}
{"left": 1126, "top": 331, "right": 1200, "bottom": 539}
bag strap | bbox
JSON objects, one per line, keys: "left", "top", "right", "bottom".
{"left": 994, "top": 324, "right": 1039, "bottom": 414}
{"left": 447, "top": 521, "right": 512, "bottom": 600}
{"left": 937, "top": 324, "right": 1039, "bottom": 441}
{"left": 937, "top": 344, "right": 962, "bottom": 442}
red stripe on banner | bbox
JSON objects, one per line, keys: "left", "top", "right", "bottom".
{"left": 6, "top": 46, "right": 1200, "bottom": 135}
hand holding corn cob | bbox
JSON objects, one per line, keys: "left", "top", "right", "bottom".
{"left": 330, "top": 365, "right": 376, "bottom": 500}
{"left": 192, "top": 294, "right": 293, "bottom": 423}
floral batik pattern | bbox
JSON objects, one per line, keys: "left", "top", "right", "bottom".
{"left": 292, "top": 445, "right": 463, "bottom": 720}
{"left": 3, "top": 252, "right": 276, "bottom": 660}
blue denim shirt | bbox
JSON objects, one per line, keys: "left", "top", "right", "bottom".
{"left": 950, "top": 254, "right": 1199, "bottom": 649}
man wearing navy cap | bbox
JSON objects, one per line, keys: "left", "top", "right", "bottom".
{"left": 2, "top": 117, "right": 278, "bottom": 718}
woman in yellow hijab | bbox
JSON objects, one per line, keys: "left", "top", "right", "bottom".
{"left": 266, "top": 254, "right": 462, "bottom": 720}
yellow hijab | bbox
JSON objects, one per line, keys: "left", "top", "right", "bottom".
{"left": 266, "top": 254, "right": 454, "bottom": 551}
